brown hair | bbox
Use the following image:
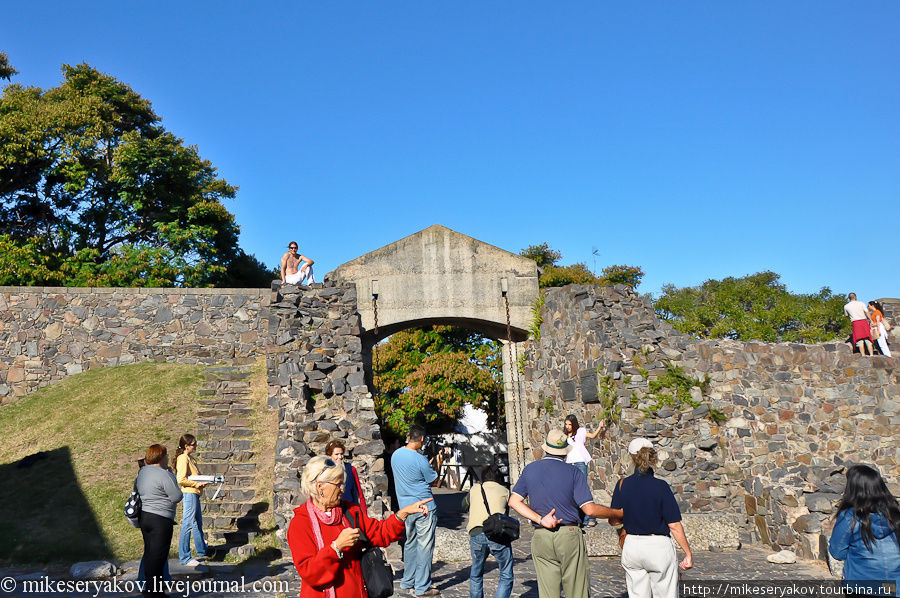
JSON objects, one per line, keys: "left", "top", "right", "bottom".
{"left": 564, "top": 414, "right": 580, "bottom": 435}
{"left": 145, "top": 444, "right": 168, "bottom": 466}
{"left": 631, "top": 447, "right": 657, "bottom": 474}
{"left": 174, "top": 434, "right": 197, "bottom": 463}
{"left": 325, "top": 440, "right": 346, "bottom": 457}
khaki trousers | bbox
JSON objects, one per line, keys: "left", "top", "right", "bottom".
{"left": 620, "top": 534, "right": 678, "bottom": 598}
{"left": 532, "top": 526, "right": 590, "bottom": 598}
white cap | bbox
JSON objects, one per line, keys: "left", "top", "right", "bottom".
{"left": 628, "top": 437, "right": 653, "bottom": 455}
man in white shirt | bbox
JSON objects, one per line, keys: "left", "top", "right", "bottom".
{"left": 843, "top": 293, "right": 873, "bottom": 356}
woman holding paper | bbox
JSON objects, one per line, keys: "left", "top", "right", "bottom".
{"left": 175, "top": 433, "right": 209, "bottom": 566}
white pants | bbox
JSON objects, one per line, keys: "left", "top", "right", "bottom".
{"left": 621, "top": 534, "right": 678, "bottom": 598}
{"left": 284, "top": 265, "right": 315, "bottom": 285}
{"left": 875, "top": 323, "right": 892, "bottom": 356}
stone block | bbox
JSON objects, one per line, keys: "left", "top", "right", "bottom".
{"left": 806, "top": 493, "right": 839, "bottom": 514}
{"left": 580, "top": 371, "right": 599, "bottom": 403}
{"left": 561, "top": 379, "right": 576, "bottom": 402}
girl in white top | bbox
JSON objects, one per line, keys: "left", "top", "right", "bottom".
{"left": 564, "top": 414, "right": 606, "bottom": 526}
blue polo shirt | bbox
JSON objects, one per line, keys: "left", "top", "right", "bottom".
{"left": 611, "top": 469, "right": 681, "bottom": 536}
{"left": 512, "top": 456, "right": 593, "bottom": 526}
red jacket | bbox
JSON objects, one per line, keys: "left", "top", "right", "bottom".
{"left": 288, "top": 501, "right": 404, "bottom": 598}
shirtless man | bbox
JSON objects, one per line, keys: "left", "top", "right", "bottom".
{"left": 280, "top": 242, "right": 315, "bottom": 285}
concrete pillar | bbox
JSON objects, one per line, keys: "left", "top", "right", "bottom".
{"left": 501, "top": 339, "right": 528, "bottom": 484}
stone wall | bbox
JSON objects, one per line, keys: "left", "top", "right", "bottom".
{"left": 520, "top": 284, "right": 900, "bottom": 560}
{"left": 0, "top": 287, "right": 270, "bottom": 403}
{"left": 266, "top": 282, "right": 388, "bottom": 543}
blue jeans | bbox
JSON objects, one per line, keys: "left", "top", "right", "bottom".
{"left": 469, "top": 533, "right": 514, "bottom": 598}
{"left": 573, "top": 462, "right": 596, "bottom": 526}
{"left": 401, "top": 508, "right": 437, "bottom": 595}
{"left": 178, "top": 493, "right": 208, "bottom": 563}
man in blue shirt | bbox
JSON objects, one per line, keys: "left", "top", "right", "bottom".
{"left": 391, "top": 425, "right": 440, "bottom": 597}
{"left": 509, "top": 429, "right": 623, "bottom": 598}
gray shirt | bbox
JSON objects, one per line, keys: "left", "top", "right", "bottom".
{"left": 135, "top": 465, "right": 183, "bottom": 520}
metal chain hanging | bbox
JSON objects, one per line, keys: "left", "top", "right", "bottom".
{"left": 372, "top": 293, "right": 380, "bottom": 393}
{"left": 503, "top": 293, "right": 524, "bottom": 479}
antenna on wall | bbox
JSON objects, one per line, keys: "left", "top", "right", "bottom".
{"left": 592, "top": 247, "right": 600, "bottom": 276}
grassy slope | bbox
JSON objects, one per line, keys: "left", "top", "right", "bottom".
{"left": 0, "top": 363, "right": 205, "bottom": 564}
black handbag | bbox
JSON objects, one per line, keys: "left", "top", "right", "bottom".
{"left": 348, "top": 510, "right": 394, "bottom": 598}
{"left": 123, "top": 482, "right": 141, "bottom": 528}
{"left": 480, "top": 483, "right": 520, "bottom": 545}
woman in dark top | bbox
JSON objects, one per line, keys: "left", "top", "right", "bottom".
{"left": 829, "top": 464, "right": 900, "bottom": 595}
{"left": 325, "top": 440, "right": 368, "bottom": 516}
{"left": 610, "top": 438, "right": 692, "bottom": 598}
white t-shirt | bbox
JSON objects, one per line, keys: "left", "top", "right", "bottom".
{"left": 565, "top": 428, "right": 592, "bottom": 464}
{"left": 844, "top": 300, "right": 869, "bottom": 322}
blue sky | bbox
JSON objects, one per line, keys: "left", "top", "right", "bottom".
{"left": 4, "top": 2, "right": 898, "bottom": 299}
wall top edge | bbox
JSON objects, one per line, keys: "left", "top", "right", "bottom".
{"left": 0, "top": 286, "right": 270, "bottom": 296}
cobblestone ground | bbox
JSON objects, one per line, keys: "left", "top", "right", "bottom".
{"left": 0, "top": 542, "right": 833, "bottom": 598}
{"left": 2, "top": 490, "right": 834, "bottom": 597}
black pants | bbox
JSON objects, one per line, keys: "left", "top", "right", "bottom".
{"left": 140, "top": 511, "right": 174, "bottom": 598}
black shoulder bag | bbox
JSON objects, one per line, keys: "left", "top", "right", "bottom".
{"left": 123, "top": 481, "right": 141, "bottom": 528}
{"left": 347, "top": 510, "right": 394, "bottom": 598}
{"left": 480, "top": 483, "right": 520, "bottom": 545}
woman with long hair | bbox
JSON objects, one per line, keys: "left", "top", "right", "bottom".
{"left": 564, "top": 414, "right": 606, "bottom": 526}
{"left": 868, "top": 301, "right": 893, "bottom": 357}
{"left": 174, "top": 434, "right": 209, "bottom": 566}
{"left": 829, "top": 464, "right": 900, "bottom": 595}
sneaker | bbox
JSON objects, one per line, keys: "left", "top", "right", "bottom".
{"left": 414, "top": 590, "right": 441, "bottom": 597}
{"left": 183, "top": 558, "right": 202, "bottom": 567}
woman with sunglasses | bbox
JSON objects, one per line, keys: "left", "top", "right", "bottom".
{"left": 288, "top": 455, "right": 433, "bottom": 598}
{"left": 174, "top": 433, "right": 210, "bottom": 566}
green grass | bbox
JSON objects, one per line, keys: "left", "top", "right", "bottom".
{"left": 0, "top": 363, "right": 205, "bottom": 565}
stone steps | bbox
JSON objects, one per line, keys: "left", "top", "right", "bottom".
{"left": 195, "top": 363, "right": 264, "bottom": 560}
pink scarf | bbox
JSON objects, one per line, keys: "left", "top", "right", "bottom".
{"left": 306, "top": 499, "right": 355, "bottom": 598}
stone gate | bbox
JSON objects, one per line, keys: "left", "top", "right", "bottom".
{"left": 1, "top": 224, "right": 897, "bottom": 560}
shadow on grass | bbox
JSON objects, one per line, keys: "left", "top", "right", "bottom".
{"left": 0, "top": 447, "right": 113, "bottom": 563}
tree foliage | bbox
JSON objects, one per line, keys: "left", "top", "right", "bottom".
{"left": 599, "top": 264, "right": 644, "bottom": 289}
{"left": 654, "top": 271, "right": 849, "bottom": 343}
{"left": 520, "top": 243, "right": 644, "bottom": 289}
{"left": 373, "top": 326, "right": 503, "bottom": 438}
{"left": 0, "top": 53, "right": 17, "bottom": 81}
{"left": 0, "top": 61, "right": 269, "bottom": 287}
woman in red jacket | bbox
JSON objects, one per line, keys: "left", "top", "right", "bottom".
{"left": 288, "top": 454, "right": 433, "bottom": 598}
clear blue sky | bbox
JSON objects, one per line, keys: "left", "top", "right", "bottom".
{"left": 4, "top": 2, "right": 898, "bottom": 299}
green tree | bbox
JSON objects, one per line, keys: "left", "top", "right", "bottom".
{"left": 654, "top": 271, "right": 849, "bottom": 343}
{"left": 373, "top": 326, "right": 503, "bottom": 438}
{"left": 0, "top": 53, "right": 17, "bottom": 81}
{"left": 520, "top": 242, "right": 562, "bottom": 269}
{"left": 0, "top": 61, "right": 269, "bottom": 287}
{"left": 521, "top": 243, "right": 643, "bottom": 289}
{"left": 600, "top": 264, "right": 644, "bottom": 289}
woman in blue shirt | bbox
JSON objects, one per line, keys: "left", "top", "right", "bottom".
{"left": 829, "top": 465, "right": 900, "bottom": 596}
